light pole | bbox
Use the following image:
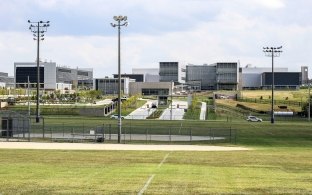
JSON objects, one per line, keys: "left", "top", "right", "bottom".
{"left": 308, "top": 79, "right": 311, "bottom": 121}
{"left": 28, "top": 20, "right": 50, "bottom": 123}
{"left": 111, "top": 16, "right": 128, "bottom": 143}
{"left": 170, "top": 81, "right": 173, "bottom": 120}
{"left": 263, "top": 46, "right": 282, "bottom": 124}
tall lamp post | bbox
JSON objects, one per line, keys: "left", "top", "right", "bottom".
{"left": 263, "top": 46, "right": 282, "bottom": 124}
{"left": 28, "top": 20, "right": 50, "bottom": 123}
{"left": 111, "top": 16, "right": 128, "bottom": 143}
{"left": 308, "top": 79, "right": 311, "bottom": 121}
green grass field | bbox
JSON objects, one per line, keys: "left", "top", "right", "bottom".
{"left": 1, "top": 90, "right": 312, "bottom": 194}
{"left": 1, "top": 120, "right": 312, "bottom": 194}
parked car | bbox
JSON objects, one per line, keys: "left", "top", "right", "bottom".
{"left": 7, "top": 97, "right": 15, "bottom": 105}
{"left": 246, "top": 116, "right": 262, "bottom": 122}
{"left": 110, "top": 114, "right": 124, "bottom": 119}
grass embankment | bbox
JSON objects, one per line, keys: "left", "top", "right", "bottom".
{"left": 241, "top": 90, "right": 309, "bottom": 101}
{"left": 217, "top": 99, "right": 302, "bottom": 113}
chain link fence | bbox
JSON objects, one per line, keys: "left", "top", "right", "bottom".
{"left": 0, "top": 111, "right": 236, "bottom": 144}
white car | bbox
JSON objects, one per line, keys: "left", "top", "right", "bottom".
{"left": 110, "top": 114, "right": 124, "bottom": 119}
{"left": 246, "top": 116, "right": 262, "bottom": 122}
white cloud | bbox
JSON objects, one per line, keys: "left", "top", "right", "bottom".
{"left": 0, "top": 0, "right": 311, "bottom": 78}
{"left": 254, "top": 0, "right": 285, "bottom": 9}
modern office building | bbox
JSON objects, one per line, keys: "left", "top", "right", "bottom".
{"left": 242, "top": 65, "right": 288, "bottom": 89}
{"left": 186, "top": 64, "right": 216, "bottom": 90}
{"left": 261, "top": 72, "right": 301, "bottom": 90}
{"left": 185, "top": 62, "right": 238, "bottom": 90}
{"left": 14, "top": 62, "right": 56, "bottom": 89}
{"left": 113, "top": 74, "right": 144, "bottom": 82}
{"left": 94, "top": 77, "right": 130, "bottom": 95}
{"left": 0, "top": 72, "right": 14, "bottom": 88}
{"left": 56, "top": 66, "right": 93, "bottom": 85}
{"left": 129, "top": 82, "right": 172, "bottom": 96}
{"left": 14, "top": 62, "right": 93, "bottom": 90}
{"left": 159, "top": 62, "right": 185, "bottom": 84}
{"left": 78, "top": 80, "right": 94, "bottom": 90}
{"left": 129, "top": 82, "right": 173, "bottom": 105}
{"left": 215, "top": 62, "right": 239, "bottom": 90}
{"left": 132, "top": 68, "right": 159, "bottom": 82}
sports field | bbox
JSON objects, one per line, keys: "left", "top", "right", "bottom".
{"left": 0, "top": 121, "right": 311, "bottom": 194}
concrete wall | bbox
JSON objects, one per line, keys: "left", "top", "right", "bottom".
{"left": 129, "top": 82, "right": 172, "bottom": 96}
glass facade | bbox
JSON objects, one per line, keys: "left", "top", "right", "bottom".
{"left": 95, "top": 78, "right": 125, "bottom": 95}
{"left": 141, "top": 88, "right": 169, "bottom": 96}
{"left": 15, "top": 67, "right": 44, "bottom": 88}
{"left": 159, "top": 62, "right": 179, "bottom": 82}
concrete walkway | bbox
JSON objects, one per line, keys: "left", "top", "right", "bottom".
{"left": 159, "top": 100, "right": 188, "bottom": 120}
{"left": 125, "top": 100, "right": 157, "bottom": 120}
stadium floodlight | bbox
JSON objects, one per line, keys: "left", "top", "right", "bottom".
{"left": 263, "top": 46, "right": 283, "bottom": 124}
{"left": 28, "top": 20, "right": 50, "bottom": 123}
{"left": 111, "top": 15, "right": 128, "bottom": 143}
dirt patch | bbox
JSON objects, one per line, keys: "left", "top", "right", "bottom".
{"left": 0, "top": 142, "right": 250, "bottom": 151}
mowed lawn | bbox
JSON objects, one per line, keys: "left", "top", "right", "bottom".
{"left": 0, "top": 148, "right": 311, "bottom": 194}
{"left": 0, "top": 121, "right": 312, "bottom": 194}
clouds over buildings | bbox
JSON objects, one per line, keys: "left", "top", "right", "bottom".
{"left": 0, "top": 0, "right": 311, "bottom": 77}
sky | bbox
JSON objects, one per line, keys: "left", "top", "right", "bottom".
{"left": 0, "top": 0, "right": 311, "bottom": 78}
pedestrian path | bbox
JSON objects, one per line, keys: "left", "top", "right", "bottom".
{"left": 125, "top": 100, "right": 157, "bottom": 119}
{"left": 159, "top": 100, "right": 187, "bottom": 120}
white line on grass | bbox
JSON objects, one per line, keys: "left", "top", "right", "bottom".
{"left": 158, "top": 152, "right": 170, "bottom": 168}
{"left": 138, "top": 174, "right": 155, "bottom": 195}
{"left": 138, "top": 152, "right": 171, "bottom": 195}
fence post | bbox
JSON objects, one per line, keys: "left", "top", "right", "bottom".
{"left": 51, "top": 128, "right": 53, "bottom": 142}
{"left": 22, "top": 118, "right": 25, "bottom": 138}
{"left": 62, "top": 123, "right": 64, "bottom": 137}
{"left": 109, "top": 124, "right": 111, "bottom": 140}
{"left": 102, "top": 124, "right": 105, "bottom": 141}
{"left": 6, "top": 119, "right": 9, "bottom": 142}
{"left": 230, "top": 127, "right": 232, "bottom": 143}
{"left": 124, "top": 126, "right": 126, "bottom": 144}
{"left": 150, "top": 131, "right": 152, "bottom": 143}
{"left": 82, "top": 122, "right": 85, "bottom": 136}
{"left": 28, "top": 117, "right": 31, "bottom": 142}
{"left": 145, "top": 128, "right": 148, "bottom": 144}
{"left": 42, "top": 117, "right": 45, "bottom": 139}
{"left": 190, "top": 128, "right": 192, "bottom": 142}
{"left": 129, "top": 125, "right": 132, "bottom": 142}
{"left": 169, "top": 127, "right": 171, "bottom": 143}
{"left": 71, "top": 127, "right": 74, "bottom": 143}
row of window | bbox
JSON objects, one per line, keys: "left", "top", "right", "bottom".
{"left": 142, "top": 88, "right": 169, "bottom": 95}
